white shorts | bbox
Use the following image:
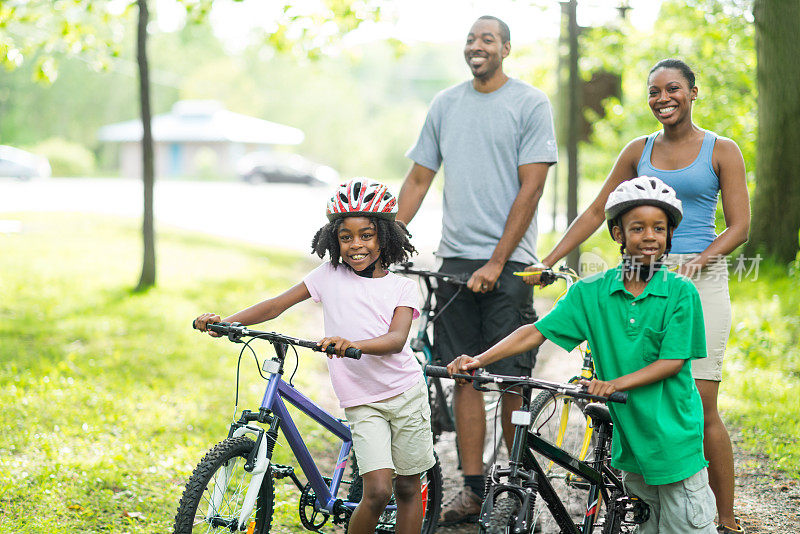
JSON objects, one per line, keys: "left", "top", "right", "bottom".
{"left": 344, "top": 378, "right": 436, "bottom": 476}
{"left": 663, "top": 254, "right": 731, "bottom": 382}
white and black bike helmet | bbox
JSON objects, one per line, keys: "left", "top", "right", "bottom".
{"left": 604, "top": 176, "right": 683, "bottom": 234}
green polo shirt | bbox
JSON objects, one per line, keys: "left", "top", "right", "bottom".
{"left": 535, "top": 264, "right": 707, "bottom": 485}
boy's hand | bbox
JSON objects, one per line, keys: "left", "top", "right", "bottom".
{"left": 318, "top": 337, "right": 358, "bottom": 358}
{"left": 447, "top": 355, "right": 481, "bottom": 384}
{"left": 579, "top": 378, "right": 618, "bottom": 399}
{"left": 194, "top": 313, "right": 222, "bottom": 337}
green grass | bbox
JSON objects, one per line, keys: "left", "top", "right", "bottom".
{"left": 0, "top": 213, "right": 341, "bottom": 533}
{"left": 721, "top": 259, "right": 800, "bottom": 476}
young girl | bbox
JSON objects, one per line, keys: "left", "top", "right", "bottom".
{"left": 194, "top": 178, "right": 436, "bottom": 534}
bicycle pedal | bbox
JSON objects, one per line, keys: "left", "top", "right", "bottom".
{"left": 271, "top": 464, "right": 295, "bottom": 478}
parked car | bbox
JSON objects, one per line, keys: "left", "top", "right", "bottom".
{"left": 0, "top": 145, "right": 52, "bottom": 180}
{"left": 236, "top": 152, "right": 339, "bottom": 186}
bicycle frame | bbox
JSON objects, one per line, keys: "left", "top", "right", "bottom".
{"left": 212, "top": 347, "right": 359, "bottom": 531}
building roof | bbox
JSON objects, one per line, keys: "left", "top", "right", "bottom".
{"left": 97, "top": 100, "right": 304, "bottom": 145}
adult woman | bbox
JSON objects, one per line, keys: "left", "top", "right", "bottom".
{"left": 528, "top": 59, "right": 749, "bottom": 533}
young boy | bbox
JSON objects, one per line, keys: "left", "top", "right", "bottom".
{"left": 448, "top": 176, "right": 718, "bottom": 533}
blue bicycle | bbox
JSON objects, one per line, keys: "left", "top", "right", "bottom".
{"left": 173, "top": 322, "right": 443, "bottom": 533}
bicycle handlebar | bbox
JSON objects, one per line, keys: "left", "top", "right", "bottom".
{"left": 391, "top": 262, "right": 469, "bottom": 286}
{"left": 193, "top": 320, "right": 362, "bottom": 360}
{"left": 424, "top": 364, "right": 626, "bottom": 404}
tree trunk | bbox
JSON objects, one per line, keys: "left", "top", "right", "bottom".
{"left": 565, "top": 0, "right": 580, "bottom": 271}
{"left": 136, "top": 0, "right": 156, "bottom": 290}
{"left": 748, "top": 0, "right": 800, "bottom": 263}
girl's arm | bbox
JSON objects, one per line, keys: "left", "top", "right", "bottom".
{"left": 523, "top": 139, "right": 644, "bottom": 283}
{"left": 194, "top": 282, "right": 312, "bottom": 336}
{"left": 679, "top": 137, "right": 750, "bottom": 275}
{"left": 448, "top": 324, "right": 547, "bottom": 377}
{"left": 580, "top": 358, "right": 684, "bottom": 397}
{"left": 318, "top": 306, "right": 414, "bottom": 358}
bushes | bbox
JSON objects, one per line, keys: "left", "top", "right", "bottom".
{"left": 27, "top": 138, "right": 96, "bottom": 177}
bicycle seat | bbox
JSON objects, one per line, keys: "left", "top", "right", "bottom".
{"left": 584, "top": 403, "right": 612, "bottom": 425}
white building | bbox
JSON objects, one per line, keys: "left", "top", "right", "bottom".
{"left": 97, "top": 100, "right": 304, "bottom": 179}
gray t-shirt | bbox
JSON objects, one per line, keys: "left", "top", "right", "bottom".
{"left": 406, "top": 78, "right": 558, "bottom": 264}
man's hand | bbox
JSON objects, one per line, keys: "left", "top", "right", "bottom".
{"left": 317, "top": 336, "right": 359, "bottom": 358}
{"left": 468, "top": 261, "right": 503, "bottom": 293}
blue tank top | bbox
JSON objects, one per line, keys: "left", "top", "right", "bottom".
{"left": 637, "top": 130, "right": 719, "bottom": 254}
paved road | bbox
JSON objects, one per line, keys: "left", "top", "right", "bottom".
{"left": 0, "top": 177, "right": 558, "bottom": 268}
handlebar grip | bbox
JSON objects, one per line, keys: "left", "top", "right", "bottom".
{"left": 322, "top": 344, "right": 362, "bottom": 359}
{"left": 344, "top": 347, "right": 362, "bottom": 360}
{"left": 608, "top": 391, "right": 627, "bottom": 404}
{"left": 424, "top": 364, "right": 451, "bottom": 378}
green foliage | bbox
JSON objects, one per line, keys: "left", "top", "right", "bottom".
{"left": 0, "top": 213, "right": 341, "bottom": 532}
{"left": 26, "top": 137, "right": 96, "bottom": 177}
{"left": 722, "top": 259, "right": 800, "bottom": 476}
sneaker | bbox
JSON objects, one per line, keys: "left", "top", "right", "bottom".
{"left": 439, "top": 486, "right": 482, "bottom": 525}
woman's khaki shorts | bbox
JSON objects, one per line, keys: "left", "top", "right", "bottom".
{"left": 663, "top": 253, "right": 731, "bottom": 382}
{"left": 344, "top": 378, "right": 436, "bottom": 476}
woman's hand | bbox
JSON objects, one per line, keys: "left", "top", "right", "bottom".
{"left": 520, "top": 263, "right": 552, "bottom": 286}
{"left": 194, "top": 313, "right": 222, "bottom": 337}
{"left": 676, "top": 261, "right": 703, "bottom": 279}
{"left": 317, "top": 336, "right": 359, "bottom": 358}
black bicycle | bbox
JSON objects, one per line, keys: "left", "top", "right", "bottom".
{"left": 425, "top": 365, "right": 649, "bottom": 534}
{"left": 392, "top": 262, "right": 506, "bottom": 468}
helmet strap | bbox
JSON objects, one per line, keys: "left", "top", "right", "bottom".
{"left": 353, "top": 257, "right": 379, "bottom": 278}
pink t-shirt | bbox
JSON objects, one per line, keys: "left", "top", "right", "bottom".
{"left": 303, "top": 262, "right": 422, "bottom": 408}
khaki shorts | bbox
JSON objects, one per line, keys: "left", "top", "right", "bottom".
{"left": 344, "top": 378, "right": 436, "bottom": 476}
{"left": 663, "top": 254, "right": 731, "bottom": 382}
{"left": 622, "top": 468, "right": 717, "bottom": 534}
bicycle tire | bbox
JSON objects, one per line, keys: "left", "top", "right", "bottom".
{"left": 528, "top": 390, "right": 594, "bottom": 533}
{"left": 174, "top": 436, "right": 273, "bottom": 534}
{"left": 429, "top": 376, "right": 454, "bottom": 440}
{"left": 349, "top": 453, "right": 443, "bottom": 534}
{"left": 479, "top": 494, "right": 521, "bottom": 534}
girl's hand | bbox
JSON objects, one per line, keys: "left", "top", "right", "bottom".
{"left": 194, "top": 313, "right": 222, "bottom": 337}
{"left": 447, "top": 355, "right": 481, "bottom": 384}
{"left": 318, "top": 336, "right": 358, "bottom": 358}
{"left": 579, "top": 378, "right": 617, "bottom": 399}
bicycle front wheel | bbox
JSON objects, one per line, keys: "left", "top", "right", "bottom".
{"left": 478, "top": 494, "right": 522, "bottom": 534}
{"left": 528, "top": 390, "right": 594, "bottom": 532}
{"left": 174, "top": 436, "right": 274, "bottom": 534}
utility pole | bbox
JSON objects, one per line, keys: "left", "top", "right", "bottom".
{"left": 565, "top": 0, "right": 580, "bottom": 271}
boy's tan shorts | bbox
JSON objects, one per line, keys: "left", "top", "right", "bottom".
{"left": 344, "top": 378, "right": 436, "bottom": 476}
{"left": 663, "top": 254, "right": 731, "bottom": 382}
{"left": 622, "top": 468, "right": 717, "bottom": 533}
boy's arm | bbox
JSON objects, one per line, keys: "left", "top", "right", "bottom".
{"left": 580, "top": 359, "right": 684, "bottom": 397}
{"left": 448, "top": 324, "right": 547, "bottom": 376}
{"left": 194, "top": 282, "right": 312, "bottom": 336}
{"left": 318, "top": 306, "right": 414, "bottom": 358}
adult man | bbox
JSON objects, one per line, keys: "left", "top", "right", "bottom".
{"left": 397, "top": 15, "right": 558, "bottom": 525}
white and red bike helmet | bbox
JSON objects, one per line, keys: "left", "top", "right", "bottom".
{"left": 326, "top": 178, "right": 398, "bottom": 222}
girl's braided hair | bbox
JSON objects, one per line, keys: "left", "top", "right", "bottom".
{"left": 311, "top": 216, "right": 416, "bottom": 270}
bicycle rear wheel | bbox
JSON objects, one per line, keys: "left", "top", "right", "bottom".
{"left": 174, "top": 436, "right": 274, "bottom": 534}
{"left": 528, "top": 390, "right": 594, "bottom": 533}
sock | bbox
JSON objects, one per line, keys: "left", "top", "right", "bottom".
{"left": 464, "top": 474, "right": 484, "bottom": 498}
